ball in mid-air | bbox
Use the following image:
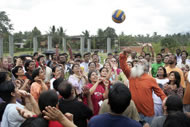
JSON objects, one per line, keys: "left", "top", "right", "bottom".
{"left": 112, "top": 9, "right": 125, "bottom": 23}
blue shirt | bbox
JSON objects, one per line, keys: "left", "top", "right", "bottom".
{"left": 88, "top": 113, "right": 142, "bottom": 127}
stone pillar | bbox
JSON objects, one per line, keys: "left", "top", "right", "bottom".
{"left": 107, "top": 37, "right": 111, "bottom": 53}
{"left": 0, "top": 37, "right": 3, "bottom": 59}
{"left": 48, "top": 35, "right": 52, "bottom": 50}
{"left": 33, "top": 36, "right": 38, "bottom": 53}
{"left": 87, "top": 39, "right": 91, "bottom": 52}
{"left": 80, "top": 36, "right": 85, "bottom": 55}
{"left": 62, "top": 37, "right": 67, "bottom": 53}
{"left": 9, "top": 35, "right": 14, "bottom": 58}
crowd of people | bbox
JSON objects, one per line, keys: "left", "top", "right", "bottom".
{"left": 0, "top": 43, "right": 190, "bottom": 127}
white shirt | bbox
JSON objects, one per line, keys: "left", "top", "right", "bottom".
{"left": 80, "top": 62, "right": 89, "bottom": 73}
{"left": 1, "top": 103, "right": 25, "bottom": 127}
{"left": 50, "top": 78, "right": 56, "bottom": 90}
{"left": 68, "top": 75, "right": 86, "bottom": 94}
{"left": 153, "top": 78, "right": 169, "bottom": 104}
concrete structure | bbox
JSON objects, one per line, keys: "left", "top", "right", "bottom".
{"left": 33, "top": 36, "right": 38, "bottom": 53}
{"left": 48, "top": 35, "right": 52, "bottom": 50}
{"left": 9, "top": 35, "right": 14, "bottom": 57}
{"left": 80, "top": 36, "right": 85, "bottom": 55}
{"left": 62, "top": 37, "right": 67, "bottom": 52}
{"left": 87, "top": 39, "right": 91, "bottom": 52}
{"left": 107, "top": 37, "right": 111, "bottom": 53}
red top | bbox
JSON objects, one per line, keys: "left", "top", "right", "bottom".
{"left": 84, "top": 83, "right": 105, "bottom": 115}
{"left": 49, "top": 121, "right": 64, "bottom": 127}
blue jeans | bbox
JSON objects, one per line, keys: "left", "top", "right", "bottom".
{"left": 139, "top": 113, "right": 154, "bottom": 125}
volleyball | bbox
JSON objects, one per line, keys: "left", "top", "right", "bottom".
{"left": 112, "top": 9, "right": 126, "bottom": 23}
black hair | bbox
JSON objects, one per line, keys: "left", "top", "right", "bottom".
{"left": 108, "top": 82, "right": 131, "bottom": 114}
{"left": 157, "top": 53, "right": 163, "bottom": 58}
{"left": 181, "top": 50, "right": 188, "bottom": 57}
{"left": 88, "top": 70, "right": 98, "bottom": 83}
{"left": 37, "top": 55, "right": 45, "bottom": 62}
{"left": 20, "top": 117, "right": 48, "bottom": 127}
{"left": 0, "top": 72, "right": 8, "bottom": 84}
{"left": 88, "top": 62, "right": 96, "bottom": 67}
{"left": 0, "top": 81, "right": 15, "bottom": 121}
{"left": 145, "top": 53, "right": 151, "bottom": 57}
{"left": 24, "top": 60, "right": 34, "bottom": 72}
{"left": 58, "top": 80, "right": 73, "bottom": 99}
{"left": 83, "top": 52, "right": 90, "bottom": 58}
{"left": 99, "top": 67, "right": 108, "bottom": 73}
{"left": 32, "top": 68, "right": 41, "bottom": 81}
{"left": 161, "top": 48, "right": 165, "bottom": 52}
{"left": 74, "top": 53, "right": 82, "bottom": 58}
{"left": 107, "top": 52, "right": 113, "bottom": 56}
{"left": 52, "top": 66, "right": 59, "bottom": 77}
{"left": 53, "top": 78, "right": 64, "bottom": 91}
{"left": 157, "top": 66, "right": 167, "bottom": 78}
{"left": 38, "top": 90, "right": 58, "bottom": 112}
{"left": 127, "top": 61, "right": 134, "bottom": 67}
{"left": 163, "top": 111, "right": 190, "bottom": 127}
{"left": 168, "top": 71, "right": 181, "bottom": 88}
{"left": 33, "top": 52, "right": 38, "bottom": 57}
{"left": 12, "top": 66, "right": 23, "bottom": 78}
{"left": 165, "top": 95, "right": 183, "bottom": 114}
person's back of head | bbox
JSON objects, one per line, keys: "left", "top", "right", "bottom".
{"left": 108, "top": 81, "right": 131, "bottom": 114}
{"left": 58, "top": 80, "right": 73, "bottom": 99}
{"left": 0, "top": 81, "right": 15, "bottom": 121}
{"left": 166, "top": 95, "right": 183, "bottom": 114}
{"left": 38, "top": 90, "right": 58, "bottom": 112}
{"left": 163, "top": 111, "right": 190, "bottom": 127}
{"left": 20, "top": 117, "right": 48, "bottom": 127}
{"left": 53, "top": 77, "right": 64, "bottom": 91}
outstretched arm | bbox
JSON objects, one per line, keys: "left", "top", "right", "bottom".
{"left": 119, "top": 49, "right": 131, "bottom": 79}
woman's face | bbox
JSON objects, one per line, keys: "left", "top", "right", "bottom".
{"left": 104, "top": 63, "right": 111, "bottom": 70}
{"left": 28, "top": 62, "right": 35, "bottom": 71}
{"left": 16, "top": 58, "right": 23, "bottom": 66}
{"left": 2, "top": 59, "right": 8, "bottom": 69}
{"left": 89, "top": 63, "right": 96, "bottom": 71}
{"left": 90, "top": 72, "right": 98, "bottom": 83}
{"left": 157, "top": 67, "right": 164, "bottom": 76}
{"left": 100, "top": 68, "right": 108, "bottom": 77}
{"left": 73, "top": 65, "right": 80, "bottom": 74}
{"left": 127, "top": 62, "right": 132, "bottom": 68}
{"left": 54, "top": 66, "right": 61, "bottom": 77}
{"left": 169, "top": 73, "right": 175, "bottom": 81}
{"left": 39, "top": 69, "right": 45, "bottom": 80}
{"left": 17, "top": 67, "right": 25, "bottom": 76}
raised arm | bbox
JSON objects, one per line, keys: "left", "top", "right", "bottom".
{"left": 119, "top": 49, "right": 131, "bottom": 79}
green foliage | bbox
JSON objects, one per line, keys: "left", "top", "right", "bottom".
{"left": 152, "top": 42, "right": 162, "bottom": 54}
{"left": 0, "top": 11, "right": 13, "bottom": 34}
{"left": 161, "top": 37, "right": 179, "bottom": 53}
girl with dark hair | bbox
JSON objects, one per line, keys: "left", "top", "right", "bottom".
{"left": 30, "top": 68, "right": 48, "bottom": 102}
{"left": 24, "top": 60, "right": 35, "bottom": 81}
{"left": 88, "top": 62, "right": 96, "bottom": 72}
{"left": 84, "top": 71, "right": 109, "bottom": 115}
{"left": 50, "top": 66, "right": 61, "bottom": 90}
{"left": 0, "top": 81, "right": 25, "bottom": 127}
{"left": 153, "top": 66, "right": 169, "bottom": 116}
{"left": 68, "top": 64, "right": 87, "bottom": 95}
{"left": 163, "top": 71, "right": 183, "bottom": 98}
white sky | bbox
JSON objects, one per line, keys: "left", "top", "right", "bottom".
{"left": 1, "top": 0, "right": 190, "bottom": 36}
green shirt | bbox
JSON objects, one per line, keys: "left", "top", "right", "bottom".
{"left": 151, "top": 62, "right": 165, "bottom": 78}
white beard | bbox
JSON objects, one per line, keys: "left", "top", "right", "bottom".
{"left": 130, "top": 64, "right": 145, "bottom": 78}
